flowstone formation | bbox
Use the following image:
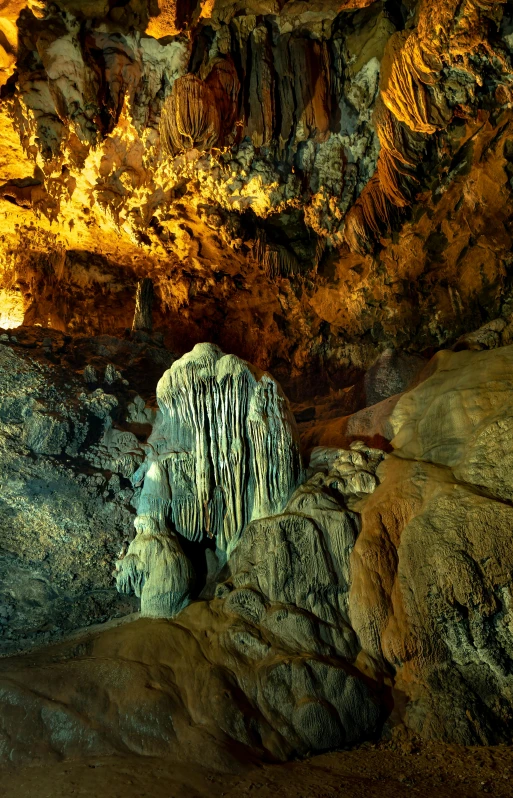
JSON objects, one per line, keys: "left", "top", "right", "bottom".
{"left": 116, "top": 343, "right": 303, "bottom": 617}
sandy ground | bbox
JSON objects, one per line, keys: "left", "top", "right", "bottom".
{"left": 3, "top": 740, "right": 513, "bottom": 798}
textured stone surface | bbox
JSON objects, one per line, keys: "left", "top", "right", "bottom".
{"left": 0, "top": 327, "right": 176, "bottom": 654}
{"left": 349, "top": 344, "right": 513, "bottom": 743}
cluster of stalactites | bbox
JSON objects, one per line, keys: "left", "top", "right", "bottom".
{"left": 160, "top": 58, "right": 240, "bottom": 155}
{"left": 345, "top": 0, "right": 510, "bottom": 254}
{"left": 345, "top": 100, "right": 425, "bottom": 254}
{"left": 150, "top": 343, "right": 302, "bottom": 559}
{"left": 252, "top": 230, "right": 302, "bottom": 282}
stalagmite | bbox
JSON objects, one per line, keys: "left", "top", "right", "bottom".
{"left": 116, "top": 515, "right": 194, "bottom": 617}
{"left": 115, "top": 343, "right": 303, "bottom": 617}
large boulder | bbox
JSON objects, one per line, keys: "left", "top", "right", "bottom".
{"left": 349, "top": 344, "right": 513, "bottom": 743}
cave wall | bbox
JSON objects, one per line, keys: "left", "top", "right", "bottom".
{"left": 1, "top": 0, "right": 513, "bottom": 391}
{"left": 0, "top": 326, "right": 178, "bottom": 653}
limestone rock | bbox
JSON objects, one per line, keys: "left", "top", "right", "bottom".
{"left": 0, "top": 343, "right": 137, "bottom": 654}
{"left": 3, "top": 0, "right": 513, "bottom": 769}
{"left": 132, "top": 277, "right": 154, "bottom": 333}
{"left": 350, "top": 343, "right": 513, "bottom": 743}
{"left": 5, "top": 338, "right": 513, "bottom": 759}
{"left": 389, "top": 345, "right": 513, "bottom": 501}
{"left": 363, "top": 349, "right": 426, "bottom": 408}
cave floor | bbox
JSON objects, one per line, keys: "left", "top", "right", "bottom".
{"left": 2, "top": 742, "right": 513, "bottom": 798}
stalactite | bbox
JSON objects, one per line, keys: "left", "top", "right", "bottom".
{"left": 380, "top": 31, "right": 442, "bottom": 136}
{"left": 160, "top": 73, "right": 221, "bottom": 155}
{"left": 344, "top": 101, "right": 426, "bottom": 253}
{"left": 375, "top": 102, "right": 420, "bottom": 208}
{"left": 159, "top": 59, "right": 240, "bottom": 155}
{"left": 263, "top": 245, "right": 300, "bottom": 280}
{"left": 344, "top": 0, "right": 509, "bottom": 253}
{"left": 204, "top": 56, "right": 240, "bottom": 144}
{"left": 245, "top": 25, "right": 274, "bottom": 148}
{"left": 344, "top": 175, "right": 394, "bottom": 255}
{"left": 252, "top": 230, "right": 301, "bottom": 280}
{"left": 132, "top": 277, "right": 154, "bottom": 333}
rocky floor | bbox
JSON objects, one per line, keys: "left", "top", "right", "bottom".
{"left": 3, "top": 741, "right": 513, "bottom": 798}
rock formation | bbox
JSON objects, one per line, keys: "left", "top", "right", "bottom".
{"left": 345, "top": 0, "right": 511, "bottom": 253}
{"left": 350, "top": 344, "right": 513, "bottom": 743}
{"left": 4, "top": 332, "right": 513, "bottom": 762}
{"left": 115, "top": 342, "right": 302, "bottom": 616}
{"left": 0, "top": 415, "right": 386, "bottom": 762}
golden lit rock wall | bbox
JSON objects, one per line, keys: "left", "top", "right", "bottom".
{"left": 1, "top": 0, "right": 513, "bottom": 389}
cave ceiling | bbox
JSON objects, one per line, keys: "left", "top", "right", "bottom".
{"left": 1, "top": 0, "right": 513, "bottom": 393}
